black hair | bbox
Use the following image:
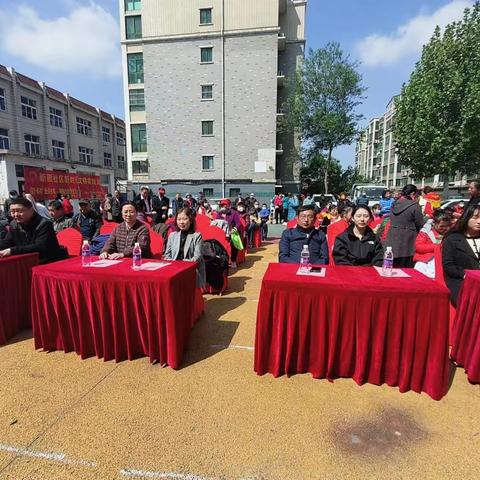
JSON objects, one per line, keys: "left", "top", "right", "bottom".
{"left": 298, "top": 204, "right": 315, "bottom": 214}
{"left": 176, "top": 207, "right": 196, "bottom": 233}
{"left": 432, "top": 208, "right": 453, "bottom": 224}
{"left": 401, "top": 184, "right": 418, "bottom": 197}
{"left": 10, "top": 197, "right": 32, "bottom": 209}
{"left": 471, "top": 180, "right": 479, "bottom": 189}
{"left": 382, "top": 190, "right": 391, "bottom": 198}
{"left": 452, "top": 202, "right": 480, "bottom": 235}
{"left": 121, "top": 201, "right": 138, "bottom": 211}
{"left": 134, "top": 200, "right": 145, "bottom": 212}
{"left": 48, "top": 200, "right": 63, "bottom": 210}
{"left": 352, "top": 204, "right": 373, "bottom": 220}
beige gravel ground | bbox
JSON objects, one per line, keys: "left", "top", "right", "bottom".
{"left": 0, "top": 241, "right": 479, "bottom": 480}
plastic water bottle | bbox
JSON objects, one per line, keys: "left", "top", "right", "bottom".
{"left": 300, "top": 245, "right": 311, "bottom": 273}
{"left": 132, "top": 242, "right": 142, "bottom": 270}
{"left": 81, "top": 240, "right": 91, "bottom": 267}
{"left": 382, "top": 246, "right": 394, "bottom": 277}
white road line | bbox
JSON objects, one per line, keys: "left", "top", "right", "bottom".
{"left": 0, "top": 443, "right": 97, "bottom": 468}
{"left": 209, "top": 344, "right": 254, "bottom": 351}
{"left": 120, "top": 468, "right": 214, "bottom": 479}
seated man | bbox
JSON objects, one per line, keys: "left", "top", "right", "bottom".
{"left": 48, "top": 200, "right": 74, "bottom": 233}
{"left": 279, "top": 205, "right": 329, "bottom": 264}
{"left": 0, "top": 197, "right": 68, "bottom": 264}
{"left": 73, "top": 198, "right": 102, "bottom": 241}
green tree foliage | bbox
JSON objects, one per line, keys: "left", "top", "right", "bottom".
{"left": 300, "top": 150, "right": 368, "bottom": 194}
{"left": 395, "top": 2, "right": 480, "bottom": 183}
{"left": 282, "top": 43, "right": 365, "bottom": 193}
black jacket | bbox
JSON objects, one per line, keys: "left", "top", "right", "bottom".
{"left": 333, "top": 224, "right": 384, "bottom": 267}
{"left": 72, "top": 210, "right": 102, "bottom": 241}
{"left": 442, "top": 231, "right": 480, "bottom": 305}
{"left": 279, "top": 227, "right": 329, "bottom": 265}
{"left": 0, "top": 212, "right": 68, "bottom": 264}
{"left": 152, "top": 195, "right": 170, "bottom": 223}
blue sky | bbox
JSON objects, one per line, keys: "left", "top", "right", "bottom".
{"left": 0, "top": 0, "right": 474, "bottom": 166}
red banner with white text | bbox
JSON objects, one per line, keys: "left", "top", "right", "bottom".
{"left": 23, "top": 167, "right": 107, "bottom": 200}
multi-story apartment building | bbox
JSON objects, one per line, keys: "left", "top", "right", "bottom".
{"left": 119, "top": 0, "right": 307, "bottom": 201}
{"left": 356, "top": 96, "right": 409, "bottom": 189}
{"left": 0, "top": 65, "right": 127, "bottom": 203}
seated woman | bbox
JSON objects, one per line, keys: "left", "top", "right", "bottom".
{"left": 163, "top": 207, "right": 206, "bottom": 288}
{"left": 414, "top": 209, "right": 453, "bottom": 278}
{"left": 442, "top": 203, "right": 480, "bottom": 306}
{"left": 333, "top": 205, "right": 384, "bottom": 266}
{"left": 100, "top": 202, "right": 152, "bottom": 260}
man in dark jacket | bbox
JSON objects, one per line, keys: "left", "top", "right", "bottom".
{"left": 385, "top": 184, "right": 424, "bottom": 267}
{"left": 152, "top": 187, "right": 170, "bottom": 223}
{"left": 0, "top": 197, "right": 68, "bottom": 264}
{"left": 111, "top": 190, "right": 122, "bottom": 222}
{"left": 73, "top": 199, "right": 102, "bottom": 241}
{"left": 3, "top": 190, "right": 19, "bottom": 220}
{"left": 279, "top": 205, "right": 329, "bottom": 264}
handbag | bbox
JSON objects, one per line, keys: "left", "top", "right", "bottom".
{"left": 230, "top": 228, "right": 244, "bottom": 251}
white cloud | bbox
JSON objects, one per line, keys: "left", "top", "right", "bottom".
{"left": 356, "top": 0, "right": 473, "bottom": 67}
{"left": 0, "top": 3, "right": 121, "bottom": 77}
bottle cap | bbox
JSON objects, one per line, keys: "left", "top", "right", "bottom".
{"left": 83, "top": 240, "right": 89, "bottom": 245}
{"left": 386, "top": 246, "right": 392, "bottom": 250}
{"left": 134, "top": 242, "right": 140, "bottom": 247}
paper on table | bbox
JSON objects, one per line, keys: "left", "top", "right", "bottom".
{"left": 88, "top": 259, "right": 123, "bottom": 268}
{"left": 296, "top": 266, "right": 326, "bottom": 277}
{"left": 373, "top": 266, "right": 411, "bottom": 278}
{"left": 139, "top": 262, "right": 170, "bottom": 271}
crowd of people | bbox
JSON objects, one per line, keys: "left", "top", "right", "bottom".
{"left": 1, "top": 180, "right": 479, "bottom": 306}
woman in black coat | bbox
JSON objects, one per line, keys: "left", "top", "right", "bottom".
{"left": 333, "top": 205, "right": 384, "bottom": 267}
{"left": 385, "top": 184, "right": 424, "bottom": 267}
{"left": 442, "top": 202, "right": 480, "bottom": 306}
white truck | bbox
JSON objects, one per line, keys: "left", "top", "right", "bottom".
{"left": 351, "top": 184, "right": 387, "bottom": 207}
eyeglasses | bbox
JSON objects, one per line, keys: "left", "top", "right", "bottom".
{"left": 299, "top": 215, "right": 315, "bottom": 220}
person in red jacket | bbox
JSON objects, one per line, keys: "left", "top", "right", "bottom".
{"left": 414, "top": 209, "right": 453, "bottom": 278}
{"left": 61, "top": 193, "right": 74, "bottom": 218}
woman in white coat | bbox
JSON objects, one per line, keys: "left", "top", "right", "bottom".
{"left": 163, "top": 207, "right": 206, "bottom": 288}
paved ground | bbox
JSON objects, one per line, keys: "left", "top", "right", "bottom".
{"left": 0, "top": 238, "right": 479, "bottom": 480}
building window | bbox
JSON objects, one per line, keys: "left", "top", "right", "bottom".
{"left": 202, "top": 155, "right": 214, "bottom": 170}
{"left": 202, "top": 121, "right": 214, "bottom": 136}
{"left": 200, "top": 47, "right": 213, "bottom": 63}
{"left": 126, "top": 15, "right": 142, "bottom": 39}
{"left": 201, "top": 85, "right": 213, "bottom": 100}
{"left": 203, "top": 188, "right": 214, "bottom": 197}
{"left": 117, "top": 155, "right": 125, "bottom": 169}
{"left": 0, "top": 88, "right": 6, "bottom": 111}
{"left": 24, "top": 134, "right": 40, "bottom": 155}
{"left": 0, "top": 128, "right": 9, "bottom": 149}
{"left": 79, "top": 146, "right": 93, "bottom": 164}
{"left": 132, "top": 160, "right": 149, "bottom": 174}
{"left": 104, "top": 152, "right": 112, "bottom": 168}
{"left": 125, "top": 0, "right": 141, "bottom": 11}
{"left": 131, "top": 123, "right": 147, "bottom": 152}
{"left": 76, "top": 116, "right": 92, "bottom": 136}
{"left": 52, "top": 140, "right": 65, "bottom": 159}
{"left": 200, "top": 8, "right": 212, "bottom": 25}
{"left": 229, "top": 188, "right": 241, "bottom": 198}
{"left": 49, "top": 107, "right": 63, "bottom": 128}
{"left": 128, "top": 53, "right": 144, "bottom": 84}
{"left": 21, "top": 96, "right": 37, "bottom": 120}
{"left": 129, "top": 89, "right": 145, "bottom": 111}
{"left": 102, "top": 126, "right": 111, "bottom": 143}
{"left": 116, "top": 131, "right": 125, "bottom": 145}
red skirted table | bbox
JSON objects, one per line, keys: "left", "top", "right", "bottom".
{"left": 451, "top": 270, "right": 480, "bottom": 383}
{"left": 255, "top": 263, "right": 451, "bottom": 400}
{"left": 0, "top": 253, "right": 39, "bottom": 344}
{"left": 31, "top": 257, "right": 197, "bottom": 368}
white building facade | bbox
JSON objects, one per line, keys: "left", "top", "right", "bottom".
{"left": 119, "top": 0, "right": 307, "bottom": 201}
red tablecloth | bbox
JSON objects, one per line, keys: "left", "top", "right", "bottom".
{"left": 0, "top": 253, "right": 39, "bottom": 344}
{"left": 255, "top": 263, "right": 451, "bottom": 400}
{"left": 451, "top": 270, "right": 480, "bottom": 383}
{"left": 31, "top": 257, "right": 197, "bottom": 368}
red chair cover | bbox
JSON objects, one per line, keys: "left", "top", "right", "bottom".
{"left": 287, "top": 218, "right": 298, "bottom": 229}
{"left": 327, "top": 219, "right": 349, "bottom": 264}
{"left": 57, "top": 227, "right": 83, "bottom": 257}
{"left": 100, "top": 221, "right": 117, "bottom": 235}
{"left": 150, "top": 231, "right": 165, "bottom": 259}
{"left": 253, "top": 228, "right": 262, "bottom": 248}
{"left": 196, "top": 214, "right": 211, "bottom": 230}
